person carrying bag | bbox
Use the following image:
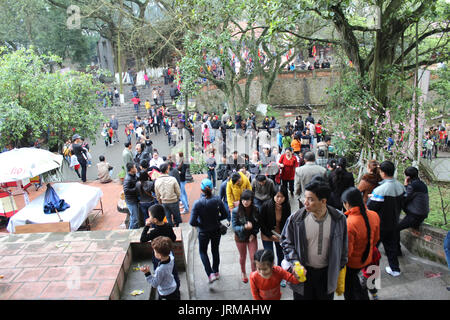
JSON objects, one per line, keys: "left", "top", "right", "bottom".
{"left": 189, "top": 179, "right": 228, "bottom": 283}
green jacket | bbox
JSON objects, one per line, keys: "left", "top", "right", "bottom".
{"left": 282, "top": 136, "right": 292, "bottom": 149}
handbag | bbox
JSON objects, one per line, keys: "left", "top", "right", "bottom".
{"left": 215, "top": 199, "right": 227, "bottom": 235}
{"left": 219, "top": 222, "right": 227, "bottom": 235}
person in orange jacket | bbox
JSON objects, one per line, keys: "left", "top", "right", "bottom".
{"left": 342, "top": 187, "right": 380, "bottom": 300}
{"left": 291, "top": 133, "right": 302, "bottom": 156}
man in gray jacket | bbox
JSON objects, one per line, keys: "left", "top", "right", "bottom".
{"left": 281, "top": 180, "right": 348, "bottom": 300}
{"left": 294, "top": 151, "right": 327, "bottom": 202}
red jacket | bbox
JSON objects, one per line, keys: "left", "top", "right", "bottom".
{"left": 250, "top": 266, "right": 299, "bottom": 300}
{"left": 278, "top": 153, "right": 298, "bottom": 181}
{"left": 345, "top": 206, "right": 380, "bottom": 269}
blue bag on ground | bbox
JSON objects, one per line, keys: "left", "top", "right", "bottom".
{"left": 43, "top": 184, "right": 70, "bottom": 214}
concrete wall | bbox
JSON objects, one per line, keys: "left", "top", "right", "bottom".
{"left": 195, "top": 69, "right": 339, "bottom": 110}
{"left": 400, "top": 216, "right": 449, "bottom": 266}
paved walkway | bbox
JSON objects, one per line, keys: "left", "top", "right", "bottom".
{"left": 180, "top": 182, "right": 450, "bottom": 300}
{"left": 1, "top": 115, "right": 449, "bottom": 300}
{"left": 424, "top": 151, "right": 450, "bottom": 182}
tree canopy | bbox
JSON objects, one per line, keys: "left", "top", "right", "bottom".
{"left": 0, "top": 48, "right": 106, "bottom": 151}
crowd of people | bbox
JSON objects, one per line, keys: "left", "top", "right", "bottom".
{"left": 423, "top": 125, "right": 448, "bottom": 161}
{"left": 111, "top": 106, "right": 433, "bottom": 301}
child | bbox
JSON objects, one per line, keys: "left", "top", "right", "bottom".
{"left": 250, "top": 249, "right": 299, "bottom": 300}
{"left": 140, "top": 236, "right": 180, "bottom": 300}
{"left": 140, "top": 204, "right": 180, "bottom": 289}
{"left": 140, "top": 204, "right": 176, "bottom": 244}
{"left": 70, "top": 153, "right": 81, "bottom": 179}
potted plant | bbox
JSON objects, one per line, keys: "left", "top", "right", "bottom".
{"left": 118, "top": 166, "right": 126, "bottom": 183}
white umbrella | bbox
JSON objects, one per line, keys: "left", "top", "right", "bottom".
{"left": 0, "top": 148, "right": 63, "bottom": 183}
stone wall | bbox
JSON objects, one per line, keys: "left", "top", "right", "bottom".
{"left": 195, "top": 69, "right": 339, "bottom": 110}
{"left": 400, "top": 216, "right": 449, "bottom": 266}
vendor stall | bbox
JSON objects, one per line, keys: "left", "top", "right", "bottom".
{"left": 7, "top": 182, "right": 103, "bottom": 233}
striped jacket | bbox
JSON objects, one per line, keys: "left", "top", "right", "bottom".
{"left": 367, "top": 178, "right": 405, "bottom": 232}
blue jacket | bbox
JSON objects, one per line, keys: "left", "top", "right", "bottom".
{"left": 189, "top": 195, "right": 228, "bottom": 233}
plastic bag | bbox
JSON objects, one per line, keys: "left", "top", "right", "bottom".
{"left": 335, "top": 266, "right": 346, "bottom": 296}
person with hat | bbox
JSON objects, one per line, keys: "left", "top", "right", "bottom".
{"left": 71, "top": 134, "right": 88, "bottom": 182}
{"left": 189, "top": 179, "right": 228, "bottom": 283}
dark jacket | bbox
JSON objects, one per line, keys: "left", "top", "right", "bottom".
{"left": 109, "top": 118, "right": 119, "bottom": 130}
{"left": 123, "top": 173, "right": 139, "bottom": 204}
{"left": 137, "top": 180, "right": 154, "bottom": 203}
{"left": 231, "top": 206, "right": 260, "bottom": 242}
{"left": 177, "top": 162, "right": 189, "bottom": 183}
{"left": 281, "top": 206, "right": 348, "bottom": 295}
{"left": 169, "top": 167, "right": 181, "bottom": 185}
{"left": 134, "top": 151, "right": 150, "bottom": 168}
{"left": 328, "top": 170, "right": 355, "bottom": 210}
{"left": 216, "top": 164, "right": 228, "bottom": 181}
{"left": 189, "top": 195, "right": 228, "bottom": 233}
{"left": 140, "top": 223, "right": 176, "bottom": 243}
{"left": 72, "top": 143, "right": 87, "bottom": 164}
{"left": 211, "top": 119, "right": 221, "bottom": 129}
{"left": 367, "top": 178, "right": 405, "bottom": 232}
{"left": 258, "top": 199, "right": 290, "bottom": 239}
{"left": 403, "top": 179, "right": 429, "bottom": 218}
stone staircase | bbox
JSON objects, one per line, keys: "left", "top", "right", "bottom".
{"left": 100, "top": 78, "right": 180, "bottom": 125}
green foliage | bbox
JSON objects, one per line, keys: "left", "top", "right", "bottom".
{"left": 265, "top": 105, "right": 280, "bottom": 119}
{"left": 0, "top": 0, "right": 98, "bottom": 66}
{"left": 323, "top": 67, "right": 417, "bottom": 163}
{"left": 0, "top": 47, "right": 106, "bottom": 150}
{"left": 426, "top": 184, "right": 450, "bottom": 230}
{"left": 429, "top": 66, "right": 450, "bottom": 115}
{"left": 188, "top": 142, "right": 207, "bottom": 174}
{"left": 118, "top": 166, "right": 126, "bottom": 179}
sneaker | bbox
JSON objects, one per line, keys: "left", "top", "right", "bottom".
{"left": 280, "top": 280, "right": 287, "bottom": 287}
{"left": 214, "top": 272, "right": 220, "bottom": 280}
{"left": 208, "top": 273, "right": 217, "bottom": 283}
{"left": 385, "top": 266, "right": 401, "bottom": 277}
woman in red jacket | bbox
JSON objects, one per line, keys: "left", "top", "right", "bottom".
{"left": 278, "top": 147, "right": 298, "bottom": 196}
{"left": 342, "top": 187, "right": 380, "bottom": 300}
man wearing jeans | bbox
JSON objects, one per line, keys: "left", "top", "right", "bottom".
{"left": 155, "top": 163, "right": 182, "bottom": 227}
{"left": 109, "top": 115, "right": 119, "bottom": 143}
{"left": 123, "top": 163, "right": 140, "bottom": 229}
{"left": 177, "top": 152, "right": 190, "bottom": 214}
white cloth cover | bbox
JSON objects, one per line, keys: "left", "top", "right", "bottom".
{"left": 7, "top": 182, "right": 103, "bottom": 233}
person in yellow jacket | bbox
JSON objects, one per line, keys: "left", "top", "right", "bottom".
{"left": 227, "top": 171, "right": 252, "bottom": 212}
{"left": 145, "top": 99, "right": 151, "bottom": 115}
